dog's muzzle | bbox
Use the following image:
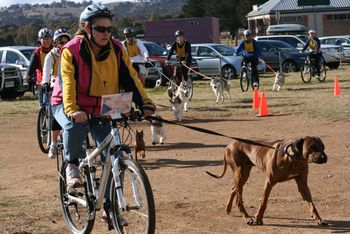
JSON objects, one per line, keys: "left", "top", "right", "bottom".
{"left": 312, "top": 153, "right": 328, "bottom": 164}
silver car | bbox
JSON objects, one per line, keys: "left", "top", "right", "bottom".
{"left": 319, "top": 35, "right": 350, "bottom": 62}
{"left": 0, "top": 46, "right": 36, "bottom": 77}
{"left": 191, "top": 43, "right": 265, "bottom": 80}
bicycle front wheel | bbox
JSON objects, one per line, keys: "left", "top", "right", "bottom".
{"left": 240, "top": 69, "right": 249, "bottom": 92}
{"left": 59, "top": 162, "right": 95, "bottom": 234}
{"left": 110, "top": 157, "right": 156, "bottom": 234}
{"left": 300, "top": 63, "right": 312, "bottom": 83}
{"left": 318, "top": 63, "right": 327, "bottom": 82}
{"left": 37, "top": 106, "right": 51, "bottom": 153}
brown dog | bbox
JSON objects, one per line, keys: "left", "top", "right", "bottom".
{"left": 206, "top": 136, "right": 328, "bottom": 226}
{"left": 134, "top": 130, "right": 145, "bottom": 160}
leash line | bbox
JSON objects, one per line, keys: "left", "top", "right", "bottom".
{"left": 146, "top": 115, "right": 278, "bottom": 150}
{"left": 181, "top": 61, "right": 213, "bottom": 80}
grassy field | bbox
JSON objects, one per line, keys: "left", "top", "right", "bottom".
{"left": 0, "top": 65, "right": 349, "bottom": 122}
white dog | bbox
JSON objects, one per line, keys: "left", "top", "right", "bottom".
{"left": 150, "top": 114, "right": 165, "bottom": 145}
{"left": 177, "top": 81, "right": 191, "bottom": 112}
{"left": 272, "top": 71, "right": 285, "bottom": 91}
{"left": 210, "top": 76, "right": 231, "bottom": 103}
{"left": 167, "top": 86, "right": 183, "bottom": 122}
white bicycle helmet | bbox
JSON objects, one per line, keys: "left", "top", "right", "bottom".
{"left": 175, "top": 30, "right": 184, "bottom": 36}
{"left": 53, "top": 28, "right": 71, "bottom": 41}
{"left": 123, "top": 27, "right": 134, "bottom": 35}
{"left": 38, "top": 28, "right": 53, "bottom": 39}
{"left": 80, "top": 3, "right": 113, "bottom": 22}
{"left": 308, "top": 29, "right": 317, "bottom": 34}
{"left": 243, "top": 29, "right": 253, "bottom": 36}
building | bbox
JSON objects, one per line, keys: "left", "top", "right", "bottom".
{"left": 144, "top": 16, "right": 220, "bottom": 44}
{"left": 246, "top": 0, "right": 350, "bottom": 36}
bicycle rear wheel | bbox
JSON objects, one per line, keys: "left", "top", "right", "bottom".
{"left": 318, "top": 63, "right": 327, "bottom": 82}
{"left": 240, "top": 68, "right": 249, "bottom": 92}
{"left": 300, "top": 63, "right": 312, "bottom": 83}
{"left": 59, "top": 162, "right": 95, "bottom": 234}
{"left": 110, "top": 157, "right": 155, "bottom": 234}
{"left": 187, "top": 77, "right": 193, "bottom": 101}
{"left": 37, "top": 106, "right": 51, "bottom": 153}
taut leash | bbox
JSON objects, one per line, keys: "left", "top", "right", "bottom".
{"left": 145, "top": 115, "right": 277, "bottom": 150}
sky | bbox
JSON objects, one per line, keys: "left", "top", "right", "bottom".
{"left": 0, "top": 0, "right": 129, "bottom": 8}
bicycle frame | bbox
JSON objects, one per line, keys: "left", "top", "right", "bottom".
{"left": 65, "top": 121, "right": 140, "bottom": 213}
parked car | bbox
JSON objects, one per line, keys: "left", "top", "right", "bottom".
{"left": 319, "top": 35, "right": 350, "bottom": 61}
{"left": 0, "top": 46, "right": 36, "bottom": 78}
{"left": 191, "top": 43, "right": 265, "bottom": 79}
{"left": 258, "top": 40, "right": 303, "bottom": 72}
{"left": 143, "top": 41, "right": 199, "bottom": 87}
{"left": 255, "top": 35, "right": 343, "bottom": 69}
{"left": 0, "top": 64, "right": 23, "bottom": 100}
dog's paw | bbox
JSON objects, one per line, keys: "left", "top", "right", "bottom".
{"left": 317, "top": 220, "right": 328, "bottom": 226}
{"left": 152, "top": 142, "right": 156, "bottom": 145}
{"left": 255, "top": 219, "right": 263, "bottom": 225}
{"left": 244, "top": 217, "right": 254, "bottom": 225}
{"left": 160, "top": 141, "right": 164, "bottom": 145}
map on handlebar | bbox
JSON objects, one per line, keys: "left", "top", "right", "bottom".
{"left": 100, "top": 92, "right": 133, "bottom": 119}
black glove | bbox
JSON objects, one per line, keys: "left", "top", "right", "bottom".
{"left": 42, "top": 83, "right": 49, "bottom": 93}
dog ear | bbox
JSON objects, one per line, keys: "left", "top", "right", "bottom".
{"left": 293, "top": 138, "right": 304, "bottom": 155}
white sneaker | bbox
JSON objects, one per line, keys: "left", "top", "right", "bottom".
{"left": 48, "top": 144, "right": 57, "bottom": 159}
{"left": 315, "top": 75, "right": 320, "bottom": 80}
{"left": 253, "top": 82, "right": 259, "bottom": 88}
{"left": 66, "top": 163, "right": 82, "bottom": 187}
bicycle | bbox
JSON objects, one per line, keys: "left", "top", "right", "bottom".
{"left": 240, "top": 60, "right": 257, "bottom": 92}
{"left": 300, "top": 51, "right": 326, "bottom": 83}
{"left": 36, "top": 87, "right": 51, "bottom": 153}
{"left": 58, "top": 110, "right": 156, "bottom": 234}
{"left": 166, "top": 60, "right": 193, "bottom": 100}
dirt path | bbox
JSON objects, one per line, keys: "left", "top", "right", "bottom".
{"left": 1, "top": 112, "right": 350, "bottom": 233}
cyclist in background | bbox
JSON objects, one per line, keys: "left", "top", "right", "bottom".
{"left": 166, "top": 30, "right": 192, "bottom": 84}
{"left": 42, "top": 28, "right": 71, "bottom": 158}
{"left": 302, "top": 29, "right": 322, "bottom": 79}
{"left": 235, "top": 29, "right": 262, "bottom": 88}
{"left": 51, "top": 3, "right": 155, "bottom": 188}
{"left": 23, "top": 28, "right": 54, "bottom": 103}
{"left": 122, "top": 27, "right": 149, "bottom": 86}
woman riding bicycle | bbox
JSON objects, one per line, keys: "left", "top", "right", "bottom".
{"left": 51, "top": 3, "right": 155, "bottom": 188}
{"left": 122, "top": 27, "right": 149, "bottom": 86}
{"left": 166, "top": 30, "right": 192, "bottom": 85}
{"left": 23, "top": 28, "right": 54, "bottom": 104}
{"left": 302, "top": 29, "right": 322, "bottom": 80}
{"left": 41, "top": 28, "right": 72, "bottom": 158}
{"left": 235, "top": 29, "right": 262, "bottom": 88}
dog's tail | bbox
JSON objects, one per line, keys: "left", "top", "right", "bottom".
{"left": 206, "top": 148, "right": 229, "bottom": 179}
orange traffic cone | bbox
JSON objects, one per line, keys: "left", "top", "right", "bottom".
{"left": 252, "top": 88, "right": 260, "bottom": 109}
{"left": 257, "top": 92, "right": 270, "bottom": 117}
{"left": 334, "top": 76, "right": 341, "bottom": 96}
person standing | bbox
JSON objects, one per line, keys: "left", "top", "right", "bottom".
{"left": 122, "top": 27, "right": 149, "bottom": 86}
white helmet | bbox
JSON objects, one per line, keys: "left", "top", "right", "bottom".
{"left": 308, "top": 29, "right": 317, "bottom": 34}
{"left": 38, "top": 28, "right": 53, "bottom": 39}
{"left": 53, "top": 28, "right": 71, "bottom": 42}
{"left": 243, "top": 29, "right": 253, "bottom": 36}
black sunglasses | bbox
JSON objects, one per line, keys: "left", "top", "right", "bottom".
{"left": 92, "top": 25, "right": 113, "bottom": 33}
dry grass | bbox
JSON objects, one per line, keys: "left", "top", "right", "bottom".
{"left": 0, "top": 65, "right": 349, "bottom": 122}
{"left": 146, "top": 64, "right": 350, "bottom": 122}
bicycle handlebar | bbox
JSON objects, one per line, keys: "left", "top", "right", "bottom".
{"left": 70, "top": 110, "right": 144, "bottom": 124}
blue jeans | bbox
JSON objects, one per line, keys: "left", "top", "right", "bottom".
{"left": 52, "top": 104, "right": 111, "bottom": 165}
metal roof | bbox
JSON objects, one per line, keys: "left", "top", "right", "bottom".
{"left": 247, "top": 0, "right": 350, "bottom": 17}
